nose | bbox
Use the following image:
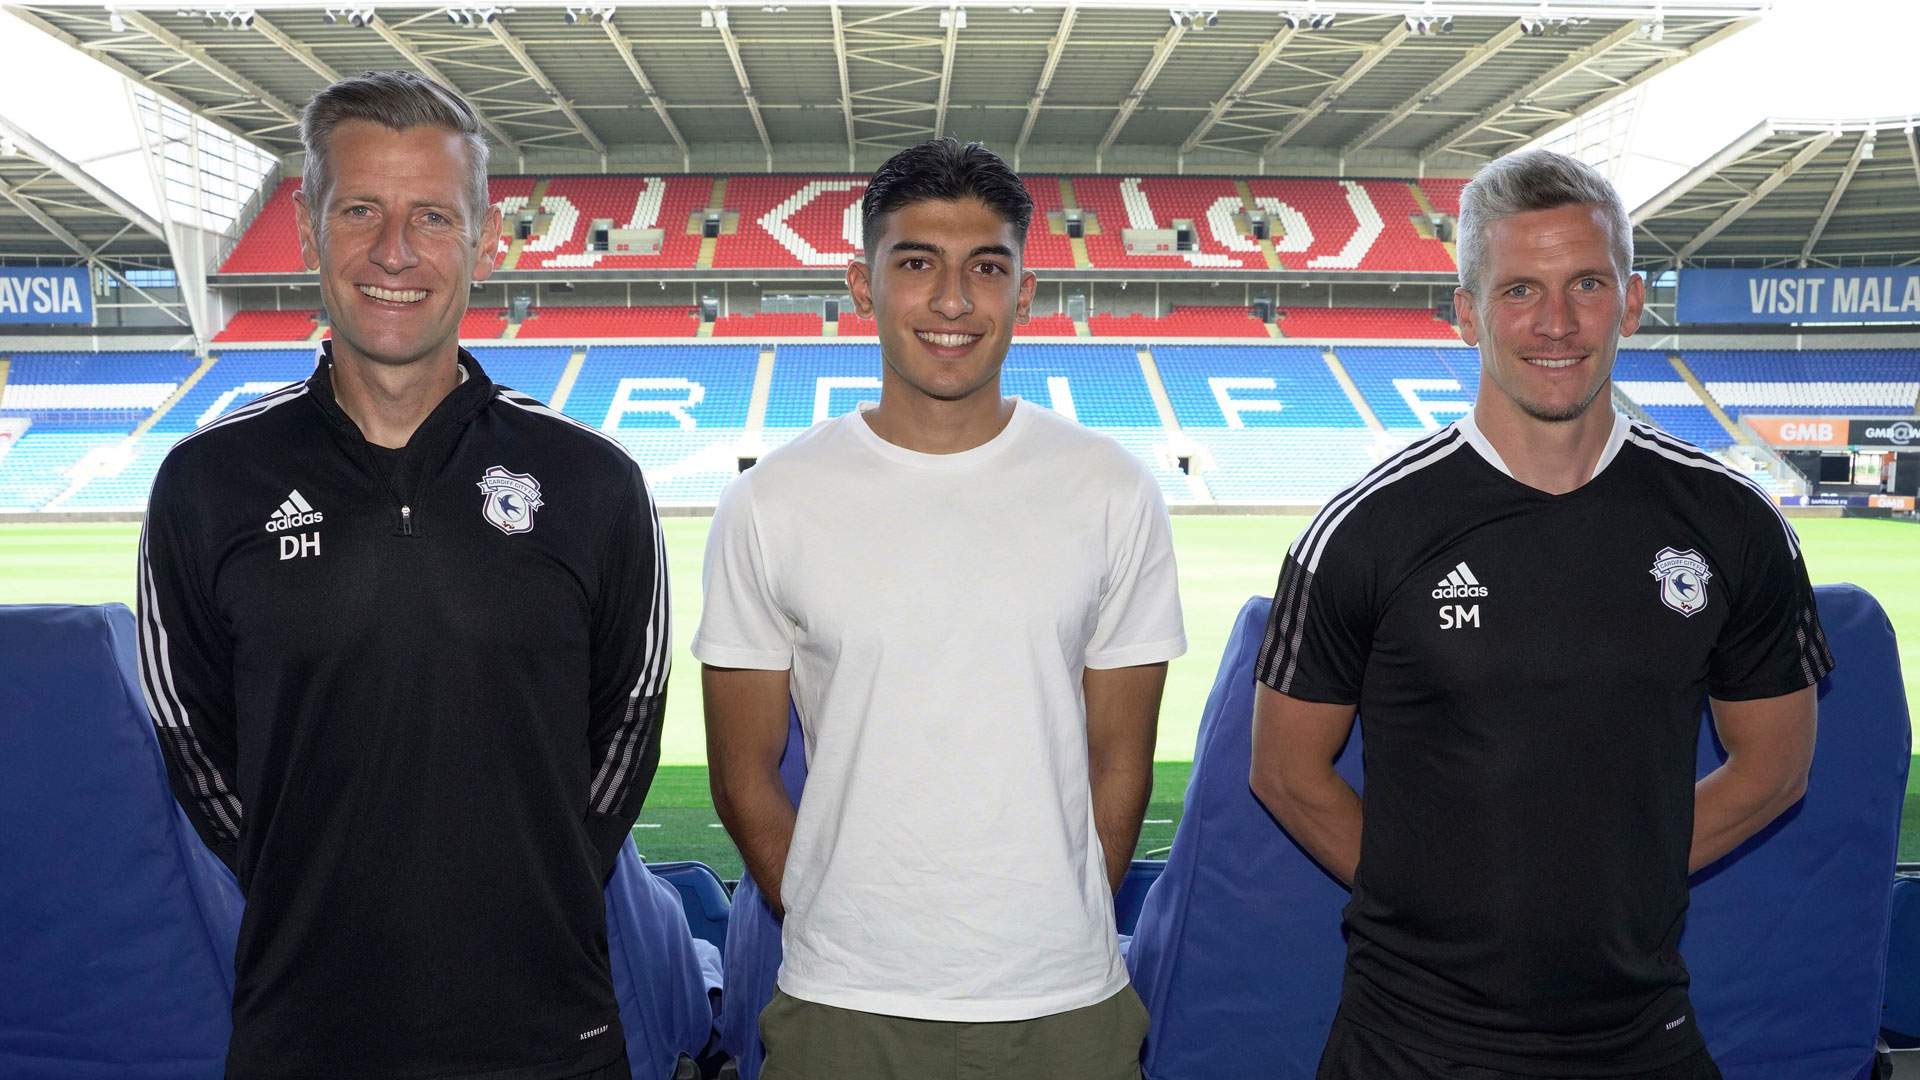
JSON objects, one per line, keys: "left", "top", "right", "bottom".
{"left": 367, "top": 213, "right": 418, "bottom": 276}
{"left": 1535, "top": 286, "right": 1576, "bottom": 339}
{"left": 929, "top": 264, "right": 973, "bottom": 321}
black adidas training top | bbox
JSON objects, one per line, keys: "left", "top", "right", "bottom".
{"left": 1257, "top": 412, "right": 1832, "bottom": 1075}
{"left": 138, "top": 344, "right": 670, "bottom": 1080}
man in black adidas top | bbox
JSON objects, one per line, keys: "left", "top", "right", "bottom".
{"left": 138, "top": 72, "right": 667, "bottom": 1080}
{"left": 1251, "top": 149, "right": 1831, "bottom": 1079}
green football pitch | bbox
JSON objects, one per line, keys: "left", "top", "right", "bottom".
{"left": 2, "top": 515, "right": 1914, "bottom": 878}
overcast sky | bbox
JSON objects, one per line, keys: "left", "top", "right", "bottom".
{"left": 1, "top": 0, "right": 1916, "bottom": 222}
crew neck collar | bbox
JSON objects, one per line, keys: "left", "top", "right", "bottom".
{"left": 1455, "top": 405, "right": 1628, "bottom": 488}
{"left": 847, "top": 398, "right": 1031, "bottom": 470}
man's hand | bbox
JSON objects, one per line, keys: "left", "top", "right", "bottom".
{"left": 704, "top": 665, "right": 798, "bottom": 916}
{"left": 1086, "top": 662, "right": 1167, "bottom": 894}
{"left": 1249, "top": 683, "right": 1362, "bottom": 887}
{"left": 1691, "top": 686, "right": 1817, "bottom": 873}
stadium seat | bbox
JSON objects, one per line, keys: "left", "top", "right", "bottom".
{"left": 0, "top": 603, "right": 716, "bottom": 1080}
{"left": 716, "top": 706, "right": 808, "bottom": 1080}
{"left": 1115, "top": 859, "right": 1166, "bottom": 938}
{"left": 1884, "top": 877, "right": 1920, "bottom": 1048}
{"left": 1128, "top": 585, "right": 1909, "bottom": 1080}
{"left": 647, "top": 861, "right": 733, "bottom": 955}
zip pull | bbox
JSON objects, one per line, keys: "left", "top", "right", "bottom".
{"left": 401, "top": 505, "right": 414, "bottom": 535}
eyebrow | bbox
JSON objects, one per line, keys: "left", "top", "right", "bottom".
{"left": 886, "top": 240, "right": 1015, "bottom": 260}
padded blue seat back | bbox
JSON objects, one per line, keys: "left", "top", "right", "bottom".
{"left": 1129, "top": 586, "right": 1908, "bottom": 1080}
{"left": 0, "top": 604, "right": 714, "bottom": 1080}
{"left": 1115, "top": 859, "right": 1167, "bottom": 938}
{"left": 1884, "top": 877, "right": 1920, "bottom": 1046}
{"left": 0, "top": 603, "right": 242, "bottom": 1080}
{"left": 1127, "top": 595, "right": 1360, "bottom": 1080}
{"left": 605, "top": 840, "right": 723, "bottom": 1078}
{"left": 648, "top": 860, "right": 733, "bottom": 954}
{"left": 717, "top": 705, "right": 808, "bottom": 1080}
{"left": 1681, "top": 583, "right": 1910, "bottom": 1079}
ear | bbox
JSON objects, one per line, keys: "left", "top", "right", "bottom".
{"left": 1016, "top": 267, "right": 1037, "bottom": 324}
{"left": 1618, "top": 271, "right": 1645, "bottom": 339}
{"left": 472, "top": 203, "right": 503, "bottom": 282}
{"left": 294, "top": 189, "right": 322, "bottom": 273}
{"left": 847, "top": 257, "right": 874, "bottom": 317}
{"left": 1453, "top": 287, "right": 1480, "bottom": 346}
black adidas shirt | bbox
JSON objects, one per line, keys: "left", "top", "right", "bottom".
{"left": 1256, "top": 411, "right": 1832, "bottom": 1075}
{"left": 138, "top": 345, "right": 670, "bottom": 1080}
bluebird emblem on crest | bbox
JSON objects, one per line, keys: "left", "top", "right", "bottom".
{"left": 1650, "top": 547, "right": 1712, "bottom": 617}
{"left": 477, "top": 466, "right": 544, "bottom": 535}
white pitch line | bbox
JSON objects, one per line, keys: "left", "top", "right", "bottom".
{"left": 632, "top": 823, "right": 663, "bottom": 829}
{"left": 1144, "top": 819, "right": 1173, "bottom": 824}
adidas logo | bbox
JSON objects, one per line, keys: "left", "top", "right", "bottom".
{"left": 1431, "top": 561, "right": 1488, "bottom": 600}
{"left": 264, "top": 489, "right": 325, "bottom": 533}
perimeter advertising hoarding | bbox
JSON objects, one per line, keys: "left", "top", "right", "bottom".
{"left": 1677, "top": 267, "right": 1920, "bottom": 325}
{"left": 1851, "top": 419, "right": 1920, "bottom": 448}
{"left": 1744, "top": 417, "right": 1851, "bottom": 448}
{"left": 0, "top": 267, "right": 92, "bottom": 325}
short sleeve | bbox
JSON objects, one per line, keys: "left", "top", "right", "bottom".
{"left": 690, "top": 474, "right": 795, "bottom": 670}
{"left": 1707, "top": 495, "right": 1834, "bottom": 701}
{"left": 1255, "top": 522, "right": 1374, "bottom": 706}
{"left": 1084, "top": 469, "right": 1187, "bottom": 670}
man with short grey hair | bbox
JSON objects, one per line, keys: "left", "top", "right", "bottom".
{"left": 141, "top": 69, "right": 667, "bottom": 1080}
{"left": 1250, "top": 148, "right": 1829, "bottom": 1078}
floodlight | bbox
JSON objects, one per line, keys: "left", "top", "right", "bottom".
{"left": 564, "top": 5, "right": 580, "bottom": 22}
{"left": 938, "top": 7, "right": 966, "bottom": 29}
{"left": 1438, "top": 15, "right": 1453, "bottom": 33}
{"left": 1862, "top": 137, "right": 1876, "bottom": 160}
{"left": 107, "top": 8, "right": 126, "bottom": 32}
{"left": 1310, "top": 13, "right": 1334, "bottom": 30}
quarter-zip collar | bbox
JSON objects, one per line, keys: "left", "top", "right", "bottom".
{"left": 303, "top": 340, "right": 496, "bottom": 536}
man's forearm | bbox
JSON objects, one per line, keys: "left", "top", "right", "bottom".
{"left": 1251, "top": 767, "right": 1362, "bottom": 886}
{"left": 1690, "top": 761, "right": 1807, "bottom": 872}
{"left": 1090, "top": 756, "right": 1153, "bottom": 893}
{"left": 712, "top": 765, "right": 799, "bottom": 916}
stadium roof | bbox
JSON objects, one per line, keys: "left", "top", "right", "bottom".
{"left": 8, "top": 0, "right": 1765, "bottom": 176}
{"left": 0, "top": 111, "right": 171, "bottom": 266}
{"left": 1632, "top": 116, "right": 1920, "bottom": 270}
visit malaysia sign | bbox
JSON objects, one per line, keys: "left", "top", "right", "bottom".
{"left": 0, "top": 266, "right": 92, "bottom": 324}
{"left": 1677, "top": 267, "right": 1920, "bottom": 325}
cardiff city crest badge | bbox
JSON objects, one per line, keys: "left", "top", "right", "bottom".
{"left": 477, "top": 466, "right": 544, "bottom": 535}
{"left": 1650, "top": 547, "right": 1712, "bottom": 617}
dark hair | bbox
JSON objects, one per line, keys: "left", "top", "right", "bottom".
{"left": 861, "top": 137, "right": 1033, "bottom": 258}
{"left": 300, "top": 70, "right": 490, "bottom": 233}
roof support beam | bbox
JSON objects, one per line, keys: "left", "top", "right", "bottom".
{"left": 1907, "top": 128, "right": 1920, "bottom": 201}
{"left": 367, "top": 16, "right": 522, "bottom": 158}
{"left": 0, "top": 113, "right": 164, "bottom": 240}
{"left": 1, "top": 6, "right": 258, "bottom": 147}
{"left": 713, "top": 15, "right": 774, "bottom": 167}
{"left": 1013, "top": 3, "right": 1076, "bottom": 168}
{"left": 1264, "top": 22, "right": 1411, "bottom": 155}
{"left": 933, "top": 5, "right": 960, "bottom": 139}
{"left": 488, "top": 21, "right": 605, "bottom": 154}
{"left": 1097, "top": 22, "right": 1185, "bottom": 164}
{"left": 1631, "top": 120, "right": 1773, "bottom": 225}
{"left": 0, "top": 173, "right": 187, "bottom": 325}
{"left": 1424, "top": 19, "right": 1643, "bottom": 158}
{"left": 1346, "top": 21, "right": 1524, "bottom": 154}
{"left": 602, "top": 24, "right": 690, "bottom": 170}
{"left": 1674, "top": 130, "right": 1838, "bottom": 262}
{"left": 829, "top": 2, "right": 857, "bottom": 168}
{"left": 117, "top": 10, "right": 302, "bottom": 125}
{"left": 250, "top": 13, "right": 339, "bottom": 83}
{"left": 1180, "top": 24, "right": 1295, "bottom": 155}
{"left": 1799, "top": 129, "right": 1872, "bottom": 266}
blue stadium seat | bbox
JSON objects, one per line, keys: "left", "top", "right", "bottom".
{"left": 1115, "top": 859, "right": 1166, "bottom": 938}
{"left": 470, "top": 345, "right": 573, "bottom": 403}
{"left": 647, "top": 860, "right": 733, "bottom": 955}
{"left": 1128, "top": 585, "right": 1908, "bottom": 1080}
{"left": 1154, "top": 345, "right": 1365, "bottom": 429}
{"left": 1884, "top": 877, "right": 1920, "bottom": 1048}
{"left": 0, "top": 603, "right": 716, "bottom": 1080}
{"left": 1685, "top": 348, "right": 1920, "bottom": 420}
{"left": 716, "top": 706, "right": 808, "bottom": 1080}
{"left": 1331, "top": 344, "right": 1478, "bottom": 432}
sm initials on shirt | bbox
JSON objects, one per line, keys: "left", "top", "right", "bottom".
{"left": 1433, "top": 561, "right": 1487, "bottom": 630}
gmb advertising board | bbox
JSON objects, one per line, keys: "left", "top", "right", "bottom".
{"left": 1677, "top": 267, "right": 1920, "bottom": 325}
{"left": 0, "top": 266, "right": 92, "bottom": 325}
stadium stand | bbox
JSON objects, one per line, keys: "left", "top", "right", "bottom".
{"left": 761, "top": 343, "right": 885, "bottom": 429}
{"left": 470, "top": 346, "right": 572, "bottom": 404}
{"left": 712, "top": 312, "right": 822, "bottom": 338}
{"left": 836, "top": 312, "right": 877, "bottom": 337}
{"left": 1013, "top": 313, "right": 1078, "bottom": 337}
{"left": 459, "top": 307, "right": 508, "bottom": 341}
{"left": 1684, "top": 349, "right": 1920, "bottom": 419}
{"left": 561, "top": 344, "right": 759, "bottom": 504}
{"left": 714, "top": 175, "right": 866, "bottom": 269}
{"left": 1277, "top": 305, "right": 1457, "bottom": 340}
{"left": 1021, "top": 177, "right": 1076, "bottom": 270}
{"left": 1419, "top": 177, "right": 1467, "bottom": 218}
{"left": 0, "top": 352, "right": 201, "bottom": 510}
{"left": 1246, "top": 178, "right": 1456, "bottom": 273}
{"left": 1128, "top": 586, "right": 1909, "bottom": 1080}
{"left": 505, "top": 175, "right": 706, "bottom": 271}
{"left": 216, "top": 178, "right": 302, "bottom": 274}
{"left": 213, "top": 309, "right": 318, "bottom": 343}
{"left": 1089, "top": 306, "right": 1270, "bottom": 338}
{"left": 516, "top": 305, "right": 698, "bottom": 339}
{"left": 1333, "top": 345, "right": 1480, "bottom": 432}
{"left": 1612, "top": 349, "right": 1735, "bottom": 449}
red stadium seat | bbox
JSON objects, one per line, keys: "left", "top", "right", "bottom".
{"left": 1276, "top": 306, "right": 1458, "bottom": 340}
{"left": 212, "top": 309, "right": 317, "bottom": 342}
{"left": 1088, "top": 306, "right": 1269, "bottom": 338}
{"left": 712, "top": 312, "right": 824, "bottom": 338}
{"left": 515, "top": 305, "right": 699, "bottom": 339}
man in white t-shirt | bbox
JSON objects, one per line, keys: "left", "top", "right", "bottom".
{"left": 694, "top": 137, "right": 1186, "bottom": 1079}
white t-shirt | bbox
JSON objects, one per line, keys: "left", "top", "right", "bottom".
{"left": 692, "top": 399, "right": 1187, "bottom": 1021}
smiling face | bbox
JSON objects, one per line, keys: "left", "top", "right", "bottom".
{"left": 1457, "top": 202, "right": 1644, "bottom": 425}
{"left": 293, "top": 120, "right": 500, "bottom": 371}
{"left": 847, "top": 197, "right": 1036, "bottom": 406}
